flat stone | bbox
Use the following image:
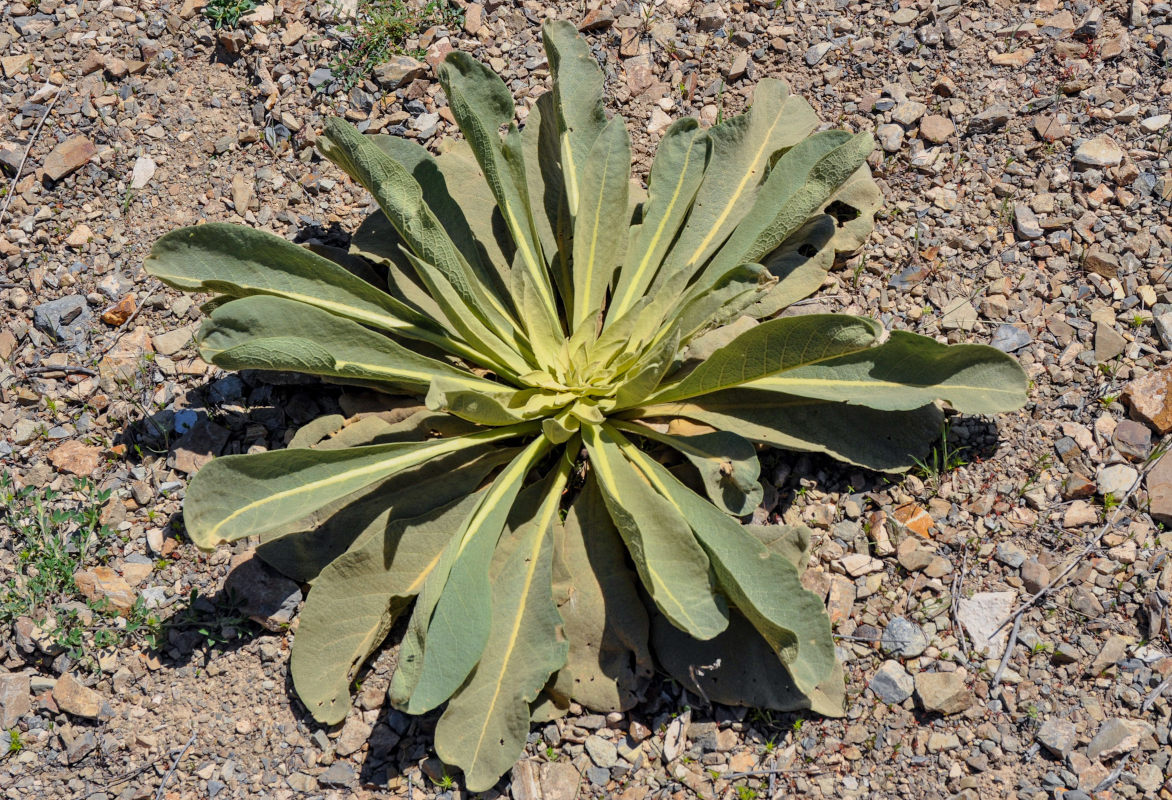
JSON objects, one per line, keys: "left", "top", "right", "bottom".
{"left": 65, "top": 730, "right": 97, "bottom": 764}
{"left": 1084, "top": 245, "right": 1119, "bottom": 278}
{"left": 1037, "top": 718, "right": 1077, "bottom": 758}
{"left": 129, "top": 155, "right": 156, "bottom": 189}
{"left": 1094, "top": 322, "right": 1126, "bottom": 362}
{"left": 373, "top": 55, "right": 427, "bottom": 88}
{"left": 1020, "top": 559, "right": 1050, "bottom": 594}
{"left": 334, "top": 717, "right": 371, "bottom": 756}
{"left": 1112, "top": 419, "right": 1151, "bottom": 461}
{"left": 1148, "top": 453, "right": 1172, "bottom": 524}
{"left": 1063, "top": 500, "right": 1097, "bottom": 527}
{"left": 53, "top": 672, "right": 104, "bottom": 719}
{"left": 42, "top": 136, "right": 94, "bottom": 184}
{"left": 897, "top": 537, "right": 935, "bottom": 572}
{"left": 1, "top": 53, "right": 33, "bottom": 77}
{"left": 152, "top": 325, "right": 196, "bottom": 356}
{"left": 317, "top": 761, "right": 355, "bottom": 787}
{"left": 956, "top": 591, "right": 1015, "bottom": 657}
{"left": 169, "top": 417, "right": 229, "bottom": 475}
{"left": 1034, "top": 114, "right": 1068, "bottom": 142}
{"left": 914, "top": 671, "right": 973, "bottom": 715}
{"left": 1088, "top": 634, "right": 1130, "bottom": 676}
{"left": 65, "top": 224, "right": 94, "bottom": 248}
{"left": 1122, "top": 367, "right": 1172, "bottom": 433}
{"left": 967, "top": 104, "right": 1011, "bottom": 134}
{"left": 0, "top": 673, "right": 31, "bottom": 729}
{"left": 989, "top": 47, "right": 1035, "bottom": 66}
{"left": 870, "top": 660, "right": 914, "bottom": 704}
{"left": 1014, "top": 202, "right": 1043, "bottom": 239}
{"left": 33, "top": 295, "right": 92, "bottom": 347}
{"left": 990, "top": 323, "right": 1031, "bottom": 352}
{"left": 918, "top": 114, "right": 954, "bottom": 143}
{"left": 941, "top": 299, "right": 977, "bottom": 331}
{"left": 876, "top": 123, "right": 903, "bottom": 152}
{"left": 74, "top": 566, "right": 136, "bottom": 614}
{"left": 48, "top": 440, "right": 102, "bottom": 476}
{"left": 307, "top": 67, "right": 334, "bottom": 89}
{"left": 892, "top": 100, "right": 927, "bottom": 127}
{"left": 837, "top": 553, "right": 883, "bottom": 577}
{"left": 1087, "top": 718, "right": 1147, "bottom": 761}
{"left": 223, "top": 551, "right": 302, "bottom": 630}
{"left": 1141, "top": 114, "right": 1171, "bottom": 133}
{"left": 1096, "top": 463, "right": 1137, "bottom": 497}
{"left": 1074, "top": 134, "right": 1124, "bottom": 167}
{"left": 805, "top": 42, "right": 834, "bottom": 65}
{"left": 585, "top": 735, "right": 618, "bottom": 768}
{"left": 881, "top": 617, "right": 928, "bottom": 658}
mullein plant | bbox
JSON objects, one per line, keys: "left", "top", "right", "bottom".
{"left": 146, "top": 21, "right": 1026, "bottom": 789}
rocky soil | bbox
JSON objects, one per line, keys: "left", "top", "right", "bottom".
{"left": 2, "top": 0, "right": 1172, "bottom": 798}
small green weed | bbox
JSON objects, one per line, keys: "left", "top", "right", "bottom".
{"left": 204, "top": 0, "right": 257, "bottom": 29}
{"left": 6, "top": 729, "right": 23, "bottom": 755}
{"left": 910, "top": 423, "right": 968, "bottom": 487}
{"left": 330, "top": 0, "right": 463, "bottom": 91}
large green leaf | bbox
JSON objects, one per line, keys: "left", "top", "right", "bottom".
{"left": 659, "top": 80, "right": 818, "bottom": 281}
{"left": 542, "top": 19, "right": 607, "bottom": 218}
{"left": 644, "top": 315, "right": 882, "bottom": 405}
{"left": 290, "top": 491, "right": 485, "bottom": 724}
{"left": 609, "top": 119, "right": 708, "bottom": 323}
{"left": 199, "top": 295, "right": 504, "bottom": 395}
{"left": 183, "top": 424, "right": 535, "bottom": 547}
{"left": 627, "top": 389, "right": 943, "bottom": 472}
{"left": 434, "top": 465, "right": 570, "bottom": 792}
{"left": 548, "top": 477, "right": 652, "bottom": 712}
{"left": 745, "top": 330, "right": 1028, "bottom": 414}
{"left": 521, "top": 92, "right": 572, "bottom": 301}
{"left": 571, "top": 115, "right": 630, "bottom": 331}
{"left": 319, "top": 119, "right": 529, "bottom": 377}
{"left": 583, "top": 424, "right": 728, "bottom": 640}
{"left": 436, "top": 53, "right": 557, "bottom": 320}
{"left": 145, "top": 224, "right": 439, "bottom": 343}
{"left": 622, "top": 445, "right": 836, "bottom": 698}
{"left": 390, "top": 437, "right": 551, "bottom": 713}
{"left": 257, "top": 448, "right": 512, "bottom": 583}
{"left": 703, "top": 131, "right": 872, "bottom": 282}
{"left": 747, "top": 215, "right": 837, "bottom": 318}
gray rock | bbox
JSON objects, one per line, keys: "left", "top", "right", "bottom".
{"left": 1097, "top": 463, "right": 1138, "bottom": 497}
{"left": 1014, "top": 203, "right": 1043, "bottom": 239}
{"left": 223, "top": 553, "right": 302, "bottom": 631}
{"left": 1087, "top": 718, "right": 1146, "bottom": 761}
{"left": 869, "top": 660, "right": 914, "bottom": 704}
{"left": 585, "top": 735, "right": 618, "bottom": 768}
{"left": 1112, "top": 419, "right": 1151, "bottom": 462}
{"left": 881, "top": 616, "right": 928, "bottom": 657}
{"left": 966, "top": 105, "right": 1010, "bottom": 135}
{"left": 317, "top": 761, "right": 356, "bottom": 787}
{"left": 990, "top": 323, "right": 1031, "bottom": 352}
{"left": 805, "top": 42, "right": 834, "bottom": 65}
{"left": 372, "top": 54, "right": 426, "bottom": 88}
{"left": 586, "top": 766, "right": 611, "bottom": 786}
{"left": 32, "top": 295, "right": 92, "bottom": 348}
{"left": 995, "top": 542, "right": 1027, "bottom": 568}
{"left": 1094, "top": 322, "right": 1126, "bottom": 363}
{"left": 1036, "top": 718, "right": 1077, "bottom": 757}
{"left": 65, "top": 730, "right": 97, "bottom": 764}
{"left": 1074, "top": 135, "right": 1124, "bottom": 167}
{"left": 1020, "top": 559, "right": 1050, "bottom": 594}
{"left": 208, "top": 779, "right": 226, "bottom": 799}
{"left": 892, "top": 100, "right": 927, "bottom": 127}
{"left": 307, "top": 67, "right": 334, "bottom": 89}
{"left": 1153, "top": 313, "right": 1172, "bottom": 351}
{"left": 876, "top": 123, "right": 904, "bottom": 152}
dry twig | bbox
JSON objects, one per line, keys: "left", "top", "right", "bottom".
{"left": 154, "top": 732, "right": 196, "bottom": 800}
{"left": 0, "top": 88, "right": 62, "bottom": 228}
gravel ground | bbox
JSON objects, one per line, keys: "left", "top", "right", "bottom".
{"left": 2, "top": 0, "right": 1172, "bottom": 798}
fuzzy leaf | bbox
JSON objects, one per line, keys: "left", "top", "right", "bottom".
{"left": 583, "top": 424, "right": 728, "bottom": 640}
{"left": 291, "top": 491, "right": 484, "bottom": 724}
{"left": 434, "top": 467, "right": 569, "bottom": 792}
{"left": 745, "top": 330, "right": 1029, "bottom": 414}
{"left": 549, "top": 476, "right": 653, "bottom": 711}
{"left": 199, "top": 295, "right": 503, "bottom": 394}
{"left": 645, "top": 315, "right": 882, "bottom": 405}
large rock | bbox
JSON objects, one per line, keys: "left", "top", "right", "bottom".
{"left": 373, "top": 55, "right": 426, "bottom": 88}
{"left": 53, "top": 672, "right": 104, "bottom": 719}
{"left": 1148, "top": 453, "right": 1172, "bottom": 525}
{"left": 1087, "top": 718, "right": 1151, "bottom": 761}
{"left": 0, "top": 672, "right": 31, "bottom": 728}
{"left": 73, "top": 566, "right": 137, "bottom": 614}
{"left": 914, "top": 671, "right": 973, "bottom": 715}
{"left": 956, "top": 591, "right": 1015, "bottom": 657}
{"left": 1073, "top": 134, "right": 1124, "bottom": 167}
{"left": 32, "top": 295, "right": 92, "bottom": 348}
{"left": 48, "top": 440, "right": 103, "bottom": 476}
{"left": 1037, "top": 718, "right": 1077, "bottom": 758}
{"left": 224, "top": 551, "right": 302, "bottom": 631}
{"left": 43, "top": 136, "right": 97, "bottom": 181}
{"left": 869, "top": 660, "right": 914, "bottom": 704}
{"left": 1122, "top": 367, "right": 1172, "bottom": 433}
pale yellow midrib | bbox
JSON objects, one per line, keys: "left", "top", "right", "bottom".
{"left": 576, "top": 138, "right": 612, "bottom": 329}
{"left": 746, "top": 376, "right": 1017, "bottom": 395}
{"left": 685, "top": 111, "right": 785, "bottom": 270}
{"left": 205, "top": 439, "right": 464, "bottom": 541}
{"left": 611, "top": 136, "right": 702, "bottom": 320}
{"left": 468, "top": 482, "right": 562, "bottom": 765}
